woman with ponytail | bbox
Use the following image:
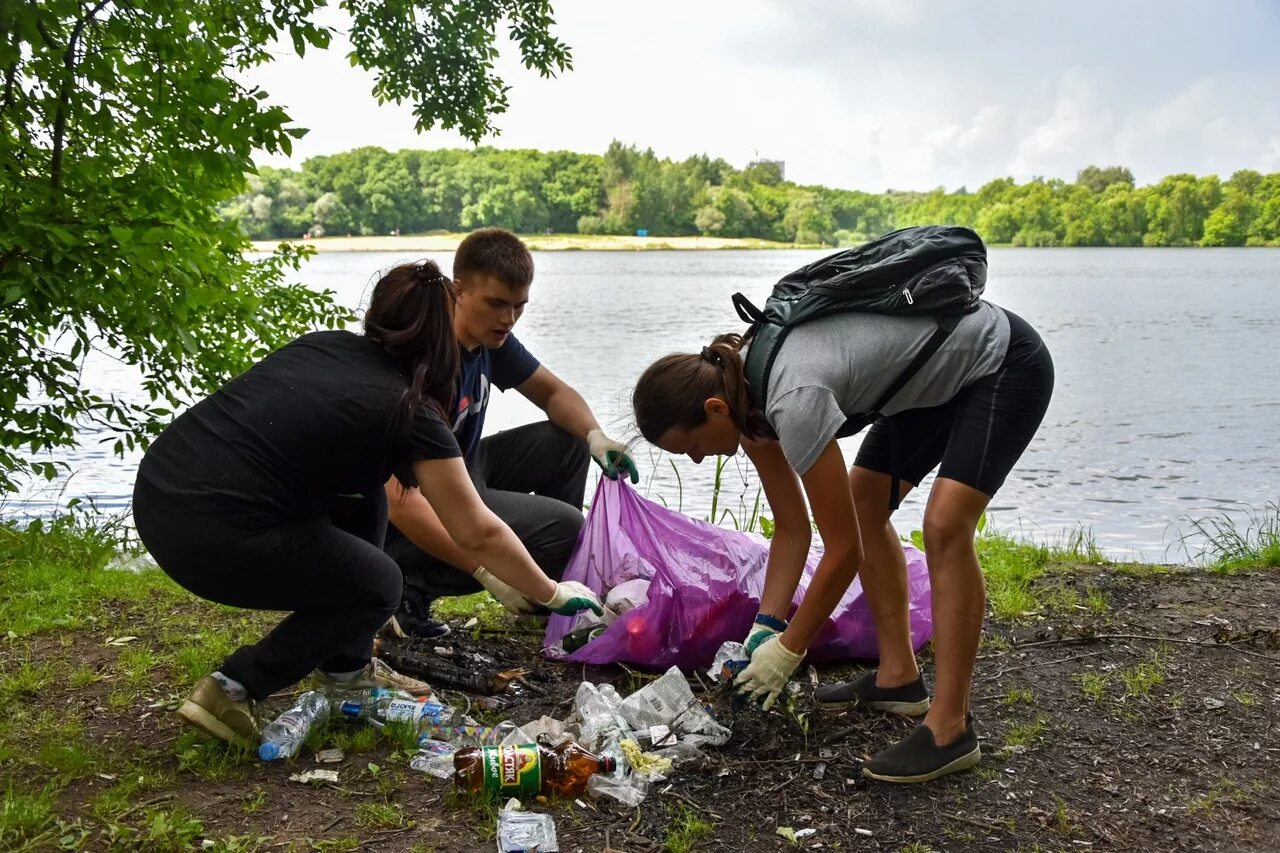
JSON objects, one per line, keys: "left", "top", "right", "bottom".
{"left": 133, "top": 260, "right": 603, "bottom": 748}
{"left": 633, "top": 300, "right": 1052, "bottom": 784}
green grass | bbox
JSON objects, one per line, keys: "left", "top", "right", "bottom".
{"left": 1001, "top": 687, "right": 1035, "bottom": 707}
{"left": 1003, "top": 717, "right": 1048, "bottom": 748}
{"left": 0, "top": 513, "right": 173, "bottom": 638}
{"left": 0, "top": 783, "right": 61, "bottom": 852}
{"left": 663, "top": 804, "right": 715, "bottom": 853}
{"left": 1179, "top": 501, "right": 1280, "bottom": 573}
{"left": 1120, "top": 658, "right": 1166, "bottom": 698}
{"left": 1085, "top": 585, "right": 1110, "bottom": 614}
{"left": 1075, "top": 671, "right": 1110, "bottom": 702}
{"left": 1051, "top": 526, "right": 1106, "bottom": 564}
{"left": 432, "top": 591, "right": 510, "bottom": 632}
{"left": 175, "top": 729, "right": 254, "bottom": 781}
{"left": 975, "top": 530, "right": 1052, "bottom": 619}
{"left": 355, "top": 801, "right": 404, "bottom": 829}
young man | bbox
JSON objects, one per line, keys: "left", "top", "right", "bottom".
{"left": 384, "top": 228, "right": 638, "bottom": 637}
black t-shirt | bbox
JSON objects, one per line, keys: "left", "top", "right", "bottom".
{"left": 137, "top": 330, "right": 461, "bottom": 518}
{"left": 450, "top": 334, "right": 540, "bottom": 462}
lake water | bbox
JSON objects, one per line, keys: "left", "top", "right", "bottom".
{"left": 11, "top": 248, "right": 1280, "bottom": 563}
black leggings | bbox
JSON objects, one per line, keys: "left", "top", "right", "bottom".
{"left": 855, "top": 308, "right": 1054, "bottom": 498}
{"left": 133, "top": 478, "right": 401, "bottom": 700}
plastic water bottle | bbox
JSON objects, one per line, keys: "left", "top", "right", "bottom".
{"left": 259, "top": 691, "right": 330, "bottom": 761}
{"left": 335, "top": 688, "right": 456, "bottom": 728}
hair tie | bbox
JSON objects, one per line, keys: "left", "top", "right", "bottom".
{"left": 414, "top": 264, "right": 446, "bottom": 288}
{"left": 700, "top": 346, "right": 722, "bottom": 367}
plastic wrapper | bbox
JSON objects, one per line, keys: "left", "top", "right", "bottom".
{"left": 409, "top": 739, "right": 456, "bottom": 780}
{"left": 497, "top": 799, "right": 558, "bottom": 852}
{"left": 618, "top": 667, "right": 730, "bottom": 748}
{"left": 545, "top": 479, "right": 932, "bottom": 669}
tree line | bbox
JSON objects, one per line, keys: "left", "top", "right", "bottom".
{"left": 225, "top": 147, "right": 1280, "bottom": 248}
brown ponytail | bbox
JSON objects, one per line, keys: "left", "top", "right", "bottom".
{"left": 363, "top": 261, "right": 459, "bottom": 443}
{"left": 633, "top": 332, "right": 773, "bottom": 445}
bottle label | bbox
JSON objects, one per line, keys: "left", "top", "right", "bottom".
{"left": 481, "top": 744, "right": 541, "bottom": 795}
{"left": 385, "top": 698, "right": 446, "bottom": 724}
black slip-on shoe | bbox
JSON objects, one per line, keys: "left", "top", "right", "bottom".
{"left": 815, "top": 670, "right": 931, "bottom": 716}
{"left": 862, "top": 717, "right": 981, "bottom": 784}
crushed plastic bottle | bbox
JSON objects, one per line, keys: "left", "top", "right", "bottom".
{"left": 259, "top": 691, "right": 330, "bottom": 761}
{"left": 706, "top": 640, "right": 749, "bottom": 684}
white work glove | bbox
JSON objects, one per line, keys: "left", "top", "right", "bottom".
{"left": 587, "top": 429, "right": 640, "bottom": 484}
{"left": 734, "top": 634, "right": 805, "bottom": 711}
{"left": 744, "top": 613, "right": 788, "bottom": 655}
{"left": 537, "top": 581, "right": 605, "bottom": 617}
{"left": 473, "top": 567, "right": 538, "bottom": 615}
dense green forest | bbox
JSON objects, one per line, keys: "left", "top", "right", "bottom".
{"left": 226, "top": 143, "right": 1280, "bottom": 247}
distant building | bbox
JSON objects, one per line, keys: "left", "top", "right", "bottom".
{"left": 747, "top": 158, "right": 785, "bottom": 181}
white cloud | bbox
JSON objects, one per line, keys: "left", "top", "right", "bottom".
{"left": 243, "top": 2, "right": 1280, "bottom": 190}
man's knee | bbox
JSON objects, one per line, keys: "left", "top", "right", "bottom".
{"left": 532, "top": 504, "right": 585, "bottom": 579}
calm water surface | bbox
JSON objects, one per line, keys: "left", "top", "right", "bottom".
{"left": 12, "top": 248, "right": 1280, "bottom": 562}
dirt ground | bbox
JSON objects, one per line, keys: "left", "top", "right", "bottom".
{"left": 14, "top": 564, "right": 1280, "bottom": 852}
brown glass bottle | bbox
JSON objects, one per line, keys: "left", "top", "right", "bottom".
{"left": 453, "top": 739, "right": 617, "bottom": 797}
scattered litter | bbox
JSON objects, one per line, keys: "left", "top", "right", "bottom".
{"left": 463, "top": 617, "right": 478, "bottom": 629}
{"left": 706, "top": 641, "right": 748, "bottom": 684}
{"left": 315, "top": 748, "right": 344, "bottom": 764}
{"left": 642, "top": 724, "right": 677, "bottom": 748}
{"left": 260, "top": 691, "right": 330, "bottom": 761}
{"left": 497, "top": 799, "right": 559, "bottom": 852}
{"left": 104, "top": 636, "right": 138, "bottom": 646}
{"left": 777, "top": 827, "right": 817, "bottom": 843}
{"left": 619, "top": 739, "right": 673, "bottom": 778}
{"left": 854, "top": 827, "right": 873, "bottom": 837}
{"left": 409, "top": 739, "right": 456, "bottom": 780}
{"left": 1203, "top": 697, "right": 1226, "bottom": 710}
{"left": 289, "top": 769, "right": 338, "bottom": 785}
{"left": 618, "top": 667, "right": 730, "bottom": 748}
{"left": 106, "top": 554, "right": 158, "bottom": 573}
{"left": 812, "top": 762, "right": 827, "bottom": 781}
{"left": 604, "top": 578, "right": 651, "bottom": 614}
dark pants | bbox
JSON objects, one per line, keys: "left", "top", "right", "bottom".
{"left": 385, "top": 421, "right": 590, "bottom": 607}
{"left": 133, "top": 477, "right": 399, "bottom": 700}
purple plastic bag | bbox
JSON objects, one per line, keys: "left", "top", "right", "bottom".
{"left": 545, "top": 478, "right": 933, "bottom": 671}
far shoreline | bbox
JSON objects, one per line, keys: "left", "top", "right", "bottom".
{"left": 251, "top": 233, "right": 820, "bottom": 253}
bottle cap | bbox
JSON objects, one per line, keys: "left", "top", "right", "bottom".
{"left": 258, "top": 742, "right": 280, "bottom": 761}
{"left": 602, "top": 756, "right": 617, "bottom": 772}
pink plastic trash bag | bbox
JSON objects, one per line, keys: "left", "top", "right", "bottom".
{"left": 545, "top": 478, "right": 933, "bottom": 671}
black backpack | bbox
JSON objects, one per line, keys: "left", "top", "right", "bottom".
{"left": 731, "top": 224, "right": 988, "bottom": 505}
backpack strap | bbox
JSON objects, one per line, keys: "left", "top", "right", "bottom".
{"left": 868, "top": 316, "right": 960, "bottom": 510}
{"left": 732, "top": 292, "right": 766, "bottom": 325}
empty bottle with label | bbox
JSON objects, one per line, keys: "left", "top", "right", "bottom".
{"left": 454, "top": 739, "right": 616, "bottom": 798}
{"left": 259, "top": 691, "right": 330, "bottom": 761}
{"left": 335, "top": 688, "right": 456, "bottom": 729}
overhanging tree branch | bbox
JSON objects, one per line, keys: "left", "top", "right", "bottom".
{"left": 51, "top": 0, "right": 114, "bottom": 189}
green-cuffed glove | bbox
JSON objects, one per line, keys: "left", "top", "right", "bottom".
{"left": 587, "top": 429, "right": 640, "bottom": 484}
{"left": 537, "top": 581, "right": 605, "bottom": 617}
{"left": 744, "top": 613, "right": 788, "bottom": 655}
{"left": 734, "top": 634, "right": 805, "bottom": 711}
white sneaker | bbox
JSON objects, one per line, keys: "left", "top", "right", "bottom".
{"left": 313, "top": 658, "right": 432, "bottom": 696}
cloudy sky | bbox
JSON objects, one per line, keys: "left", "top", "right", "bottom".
{"left": 246, "top": 0, "right": 1280, "bottom": 192}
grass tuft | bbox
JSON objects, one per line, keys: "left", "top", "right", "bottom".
{"left": 663, "top": 804, "right": 715, "bottom": 853}
{"left": 1178, "top": 501, "right": 1280, "bottom": 574}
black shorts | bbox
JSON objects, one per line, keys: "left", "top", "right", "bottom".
{"left": 853, "top": 308, "right": 1054, "bottom": 498}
